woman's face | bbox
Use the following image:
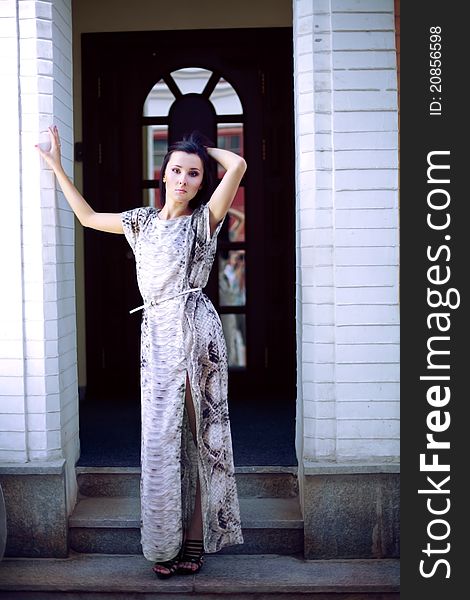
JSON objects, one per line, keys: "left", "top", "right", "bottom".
{"left": 164, "top": 151, "right": 204, "bottom": 204}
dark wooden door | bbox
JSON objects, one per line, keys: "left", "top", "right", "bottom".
{"left": 82, "top": 28, "right": 295, "bottom": 404}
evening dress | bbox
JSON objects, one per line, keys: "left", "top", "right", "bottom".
{"left": 121, "top": 202, "right": 244, "bottom": 562}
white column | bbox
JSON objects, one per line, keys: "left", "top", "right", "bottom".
{"left": 0, "top": 0, "right": 78, "bottom": 512}
{"left": 293, "top": 0, "right": 399, "bottom": 463}
{"left": 0, "top": 0, "right": 28, "bottom": 463}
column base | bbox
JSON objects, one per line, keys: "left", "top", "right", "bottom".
{"left": 0, "top": 459, "right": 68, "bottom": 558}
{"left": 302, "top": 461, "right": 400, "bottom": 559}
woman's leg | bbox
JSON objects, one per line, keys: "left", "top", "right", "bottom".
{"left": 153, "top": 372, "right": 202, "bottom": 576}
{"left": 179, "top": 372, "right": 204, "bottom": 571}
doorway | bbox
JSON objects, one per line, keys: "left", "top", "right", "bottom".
{"left": 78, "top": 28, "right": 296, "bottom": 466}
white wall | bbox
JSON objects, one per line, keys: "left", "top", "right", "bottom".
{"left": 0, "top": 0, "right": 78, "bottom": 512}
{"left": 294, "top": 0, "right": 399, "bottom": 462}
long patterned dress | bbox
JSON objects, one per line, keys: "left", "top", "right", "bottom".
{"left": 121, "top": 202, "right": 244, "bottom": 563}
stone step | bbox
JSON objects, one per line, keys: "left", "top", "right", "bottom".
{"left": 69, "top": 496, "right": 303, "bottom": 555}
{"left": 0, "top": 553, "right": 400, "bottom": 598}
{"left": 76, "top": 466, "right": 299, "bottom": 499}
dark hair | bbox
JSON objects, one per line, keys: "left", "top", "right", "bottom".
{"left": 159, "top": 131, "right": 216, "bottom": 210}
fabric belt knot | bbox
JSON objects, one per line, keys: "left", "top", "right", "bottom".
{"left": 129, "top": 287, "right": 202, "bottom": 314}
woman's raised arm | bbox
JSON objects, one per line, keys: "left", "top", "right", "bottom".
{"left": 206, "top": 147, "right": 247, "bottom": 236}
{"left": 35, "top": 126, "right": 123, "bottom": 234}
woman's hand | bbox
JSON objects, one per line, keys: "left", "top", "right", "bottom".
{"left": 205, "top": 147, "right": 247, "bottom": 235}
{"left": 34, "top": 125, "right": 123, "bottom": 234}
{"left": 35, "top": 125, "right": 63, "bottom": 172}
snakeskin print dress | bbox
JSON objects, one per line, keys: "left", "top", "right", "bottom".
{"left": 121, "top": 202, "right": 244, "bottom": 563}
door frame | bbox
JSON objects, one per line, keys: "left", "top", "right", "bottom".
{"left": 81, "top": 28, "right": 296, "bottom": 403}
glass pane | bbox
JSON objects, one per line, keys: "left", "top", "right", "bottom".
{"left": 227, "top": 189, "right": 245, "bottom": 242}
{"left": 217, "top": 123, "right": 244, "bottom": 182}
{"left": 142, "top": 125, "right": 168, "bottom": 180}
{"left": 170, "top": 67, "right": 213, "bottom": 95}
{"left": 210, "top": 78, "right": 243, "bottom": 114}
{"left": 142, "top": 188, "right": 161, "bottom": 209}
{"left": 217, "top": 123, "right": 244, "bottom": 157}
{"left": 143, "top": 80, "right": 174, "bottom": 117}
{"left": 219, "top": 250, "right": 246, "bottom": 306}
{"left": 221, "top": 314, "right": 246, "bottom": 368}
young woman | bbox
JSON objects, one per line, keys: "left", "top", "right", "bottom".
{"left": 36, "top": 126, "right": 247, "bottom": 578}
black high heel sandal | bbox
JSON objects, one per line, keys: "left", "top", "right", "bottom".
{"left": 152, "top": 549, "right": 183, "bottom": 579}
{"left": 177, "top": 539, "right": 205, "bottom": 574}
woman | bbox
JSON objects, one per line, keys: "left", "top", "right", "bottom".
{"left": 36, "top": 126, "right": 247, "bottom": 578}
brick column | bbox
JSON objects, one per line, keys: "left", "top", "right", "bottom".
{"left": 293, "top": 0, "right": 400, "bottom": 559}
{"left": 0, "top": 0, "right": 78, "bottom": 557}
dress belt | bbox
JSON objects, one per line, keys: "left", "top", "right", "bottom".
{"left": 129, "top": 287, "right": 202, "bottom": 314}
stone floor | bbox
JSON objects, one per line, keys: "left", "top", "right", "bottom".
{"left": 0, "top": 553, "right": 399, "bottom": 598}
{"left": 77, "top": 396, "right": 297, "bottom": 467}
